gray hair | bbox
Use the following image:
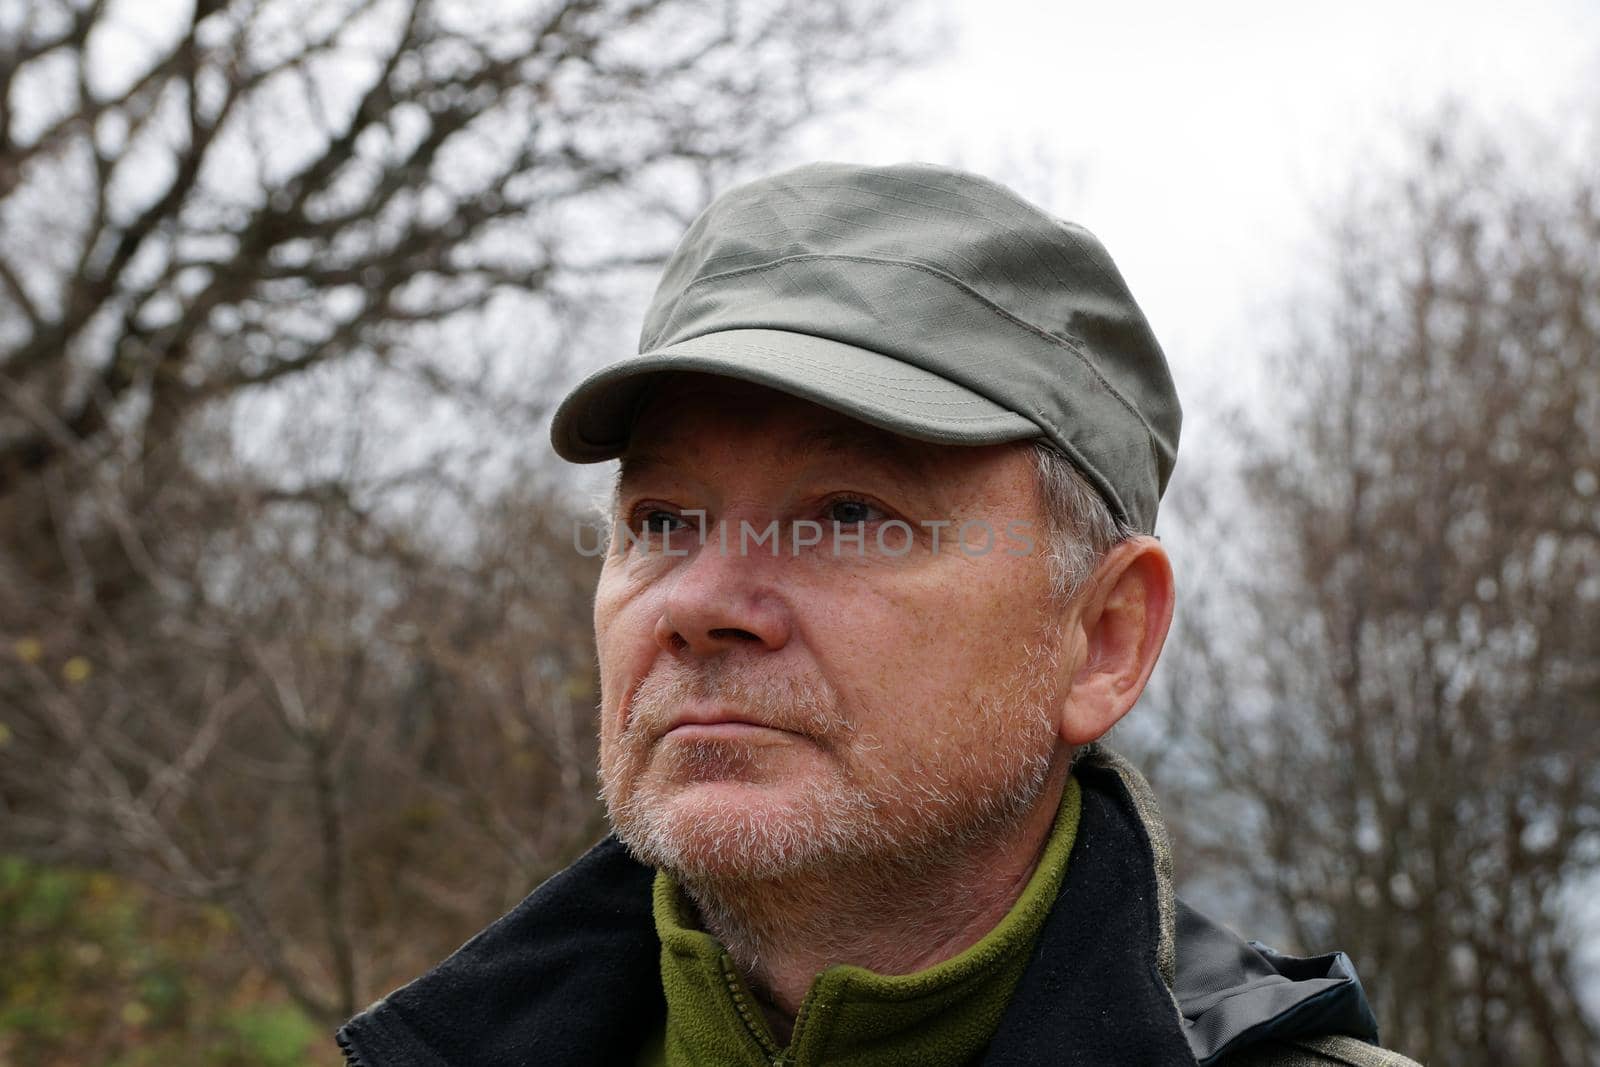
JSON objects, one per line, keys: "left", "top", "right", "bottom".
{"left": 1027, "top": 440, "right": 1136, "bottom": 603}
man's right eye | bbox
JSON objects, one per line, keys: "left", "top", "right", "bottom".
{"left": 640, "top": 509, "right": 684, "bottom": 532}
{"left": 627, "top": 506, "right": 689, "bottom": 536}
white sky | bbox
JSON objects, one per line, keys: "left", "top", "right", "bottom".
{"left": 783, "top": 0, "right": 1600, "bottom": 426}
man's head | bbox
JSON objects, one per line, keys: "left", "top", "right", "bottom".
{"left": 548, "top": 162, "right": 1180, "bottom": 887}
{"left": 585, "top": 375, "right": 1173, "bottom": 886}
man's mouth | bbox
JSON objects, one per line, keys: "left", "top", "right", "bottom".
{"left": 655, "top": 707, "right": 797, "bottom": 742}
{"left": 663, "top": 721, "right": 793, "bottom": 742}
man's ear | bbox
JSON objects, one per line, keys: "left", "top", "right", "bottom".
{"left": 1056, "top": 536, "right": 1175, "bottom": 746}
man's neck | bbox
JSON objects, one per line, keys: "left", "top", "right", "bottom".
{"left": 676, "top": 764, "right": 1072, "bottom": 1042}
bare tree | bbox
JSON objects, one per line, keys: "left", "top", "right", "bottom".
{"left": 1144, "top": 105, "right": 1600, "bottom": 1066}
{"left": 0, "top": 0, "right": 931, "bottom": 1034}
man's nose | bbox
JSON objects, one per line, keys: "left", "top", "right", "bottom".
{"left": 653, "top": 535, "right": 792, "bottom": 656}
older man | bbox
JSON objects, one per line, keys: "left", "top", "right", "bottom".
{"left": 336, "top": 163, "right": 1419, "bottom": 1066}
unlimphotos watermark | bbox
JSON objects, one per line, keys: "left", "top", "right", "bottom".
{"left": 572, "top": 516, "right": 1036, "bottom": 559}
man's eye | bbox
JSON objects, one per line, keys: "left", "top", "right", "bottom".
{"left": 637, "top": 508, "right": 686, "bottom": 533}
{"left": 825, "top": 498, "right": 882, "bottom": 525}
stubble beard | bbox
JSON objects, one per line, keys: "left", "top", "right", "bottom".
{"left": 598, "top": 627, "right": 1065, "bottom": 891}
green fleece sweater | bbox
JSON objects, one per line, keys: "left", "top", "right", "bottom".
{"left": 637, "top": 776, "right": 1082, "bottom": 1067}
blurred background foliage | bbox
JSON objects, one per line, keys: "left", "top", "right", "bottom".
{"left": 1, "top": 856, "right": 334, "bottom": 1064}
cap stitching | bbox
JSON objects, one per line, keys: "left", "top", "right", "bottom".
{"left": 874, "top": 173, "right": 1129, "bottom": 297}
{"left": 714, "top": 188, "right": 1047, "bottom": 296}
{"left": 846, "top": 175, "right": 1084, "bottom": 292}
{"left": 772, "top": 171, "right": 1092, "bottom": 293}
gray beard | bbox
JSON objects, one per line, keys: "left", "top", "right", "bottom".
{"left": 665, "top": 750, "right": 1064, "bottom": 988}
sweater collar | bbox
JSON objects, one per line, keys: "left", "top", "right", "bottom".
{"left": 650, "top": 776, "right": 1083, "bottom": 1066}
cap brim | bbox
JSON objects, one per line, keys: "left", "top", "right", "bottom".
{"left": 550, "top": 328, "right": 1042, "bottom": 462}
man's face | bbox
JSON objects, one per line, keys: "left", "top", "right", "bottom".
{"left": 593, "top": 376, "right": 1071, "bottom": 883}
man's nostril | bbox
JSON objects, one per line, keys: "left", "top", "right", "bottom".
{"left": 709, "top": 627, "right": 760, "bottom": 643}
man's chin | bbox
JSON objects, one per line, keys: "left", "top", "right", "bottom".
{"left": 608, "top": 780, "right": 873, "bottom": 882}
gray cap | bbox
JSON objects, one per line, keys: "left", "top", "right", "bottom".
{"left": 549, "top": 161, "right": 1180, "bottom": 533}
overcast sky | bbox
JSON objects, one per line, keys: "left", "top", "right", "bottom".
{"left": 781, "top": 0, "right": 1600, "bottom": 429}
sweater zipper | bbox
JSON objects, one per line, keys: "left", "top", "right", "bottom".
{"left": 719, "top": 953, "right": 786, "bottom": 1063}
{"left": 770, "top": 991, "right": 818, "bottom": 1067}
{"left": 718, "top": 951, "right": 825, "bottom": 1067}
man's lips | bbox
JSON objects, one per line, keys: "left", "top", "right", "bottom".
{"left": 662, "top": 722, "right": 792, "bottom": 742}
{"left": 653, "top": 708, "right": 799, "bottom": 742}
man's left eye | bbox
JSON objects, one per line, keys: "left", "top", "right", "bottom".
{"left": 825, "top": 498, "right": 882, "bottom": 525}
